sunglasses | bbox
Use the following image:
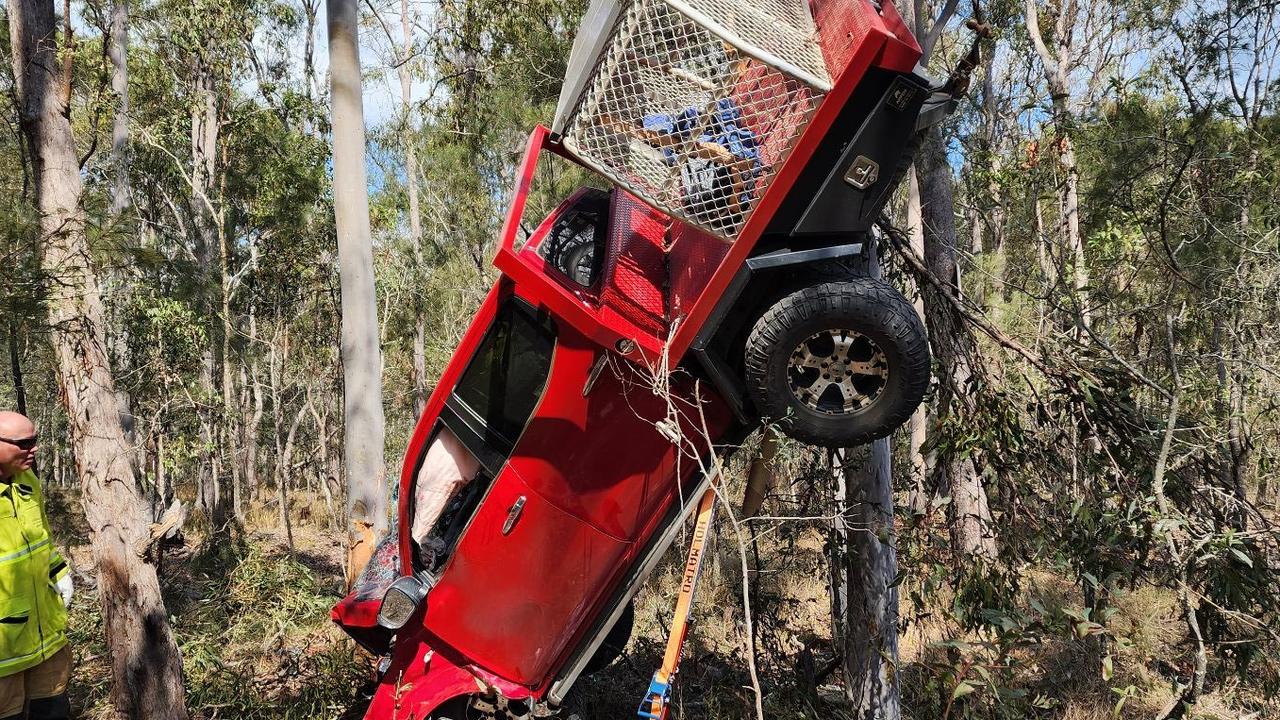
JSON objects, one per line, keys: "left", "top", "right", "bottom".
{"left": 0, "top": 434, "right": 38, "bottom": 451}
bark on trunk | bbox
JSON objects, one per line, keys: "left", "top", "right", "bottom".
{"left": 829, "top": 241, "right": 900, "bottom": 719}
{"left": 217, "top": 159, "right": 236, "bottom": 531}
{"left": 7, "top": 3, "right": 190, "bottom": 716}
{"left": 904, "top": 167, "right": 930, "bottom": 513}
{"left": 831, "top": 441, "right": 901, "bottom": 719}
{"left": 7, "top": 321, "right": 26, "bottom": 416}
{"left": 919, "top": 129, "right": 997, "bottom": 561}
{"left": 105, "top": 0, "right": 139, "bottom": 472}
{"left": 328, "top": 0, "right": 389, "bottom": 583}
{"left": 109, "top": 0, "right": 129, "bottom": 215}
{"left": 190, "top": 56, "right": 226, "bottom": 524}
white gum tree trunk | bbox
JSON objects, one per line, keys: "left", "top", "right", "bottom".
{"left": 328, "top": 0, "right": 389, "bottom": 582}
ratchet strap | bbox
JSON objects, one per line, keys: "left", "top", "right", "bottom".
{"left": 638, "top": 487, "right": 718, "bottom": 720}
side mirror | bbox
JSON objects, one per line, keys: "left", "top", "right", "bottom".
{"left": 377, "top": 575, "right": 430, "bottom": 629}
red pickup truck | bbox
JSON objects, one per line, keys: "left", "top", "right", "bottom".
{"left": 332, "top": 0, "right": 973, "bottom": 715}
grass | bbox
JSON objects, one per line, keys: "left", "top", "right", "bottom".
{"left": 56, "top": 499, "right": 371, "bottom": 720}
{"left": 43, "top": 486, "right": 1278, "bottom": 720}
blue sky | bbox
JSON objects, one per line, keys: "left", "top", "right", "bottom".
{"left": 297, "top": 2, "right": 437, "bottom": 128}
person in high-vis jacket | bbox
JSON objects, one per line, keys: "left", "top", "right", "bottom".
{"left": 0, "top": 412, "right": 72, "bottom": 720}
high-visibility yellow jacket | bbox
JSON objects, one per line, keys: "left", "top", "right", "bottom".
{"left": 0, "top": 470, "right": 69, "bottom": 677}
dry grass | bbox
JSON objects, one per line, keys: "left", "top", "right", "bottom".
{"left": 41, "top": 485, "right": 1278, "bottom": 720}
{"left": 52, "top": 489, "right": 369, "bottom": 720}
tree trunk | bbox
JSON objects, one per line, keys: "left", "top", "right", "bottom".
{"left": 154, "top": 411, "right": 167, "bottom": 506}
{"left": 105, "top": 0, "right": 139, "bottom": 474}
{"left": 190, "top": 55, "right": 224, "bottom": 524}
{"left": 217, "top": 166, "right": 236, "bottom": 531}
{"left": 109, "top": 0, "right": 129, "bottom": 215}
{"left": 979, "top": 58, "right": 1006, "bottom": 262}
{"left": 242, "top": 299, "right": 265, "bottom": 514}
{"left": 400, "top": 0, "right": 428, "bottom": 417}
{"left": 830, "top": 239, "right": 900, "bottom": 719}
{"left": 7, "top": 3, "right": 190, "bottom": 717}
{"left": 1213, "top": 317, "right": 1251, "bottom": 529}
{"left": 302, "top": 0, "right": 322, "bottom": 136}
{"left": 832, "top": 440, "right": 901, "bottom": 719}
{"left": 7, "top": 320, "right": 26, "bottom": 416}
{"left": 328, "top": 0, "right": 389, "bottom": 584}
{"left": 307, "top": 388, "right": 337, "bottom": 524}
{"left": 278, "top": 400, "right": 309, "bottom": 550}
{"left": 1026, "top": 0, "right": 1090, "bottom": 329}
{"left": 904, "top": 167, "right": 930, "bottom": 513}
{"left": 270, "top": 325, "right": 289, "bottom": 495}
{"left": 919, "top": 129, "right": 997, "bottom": 561}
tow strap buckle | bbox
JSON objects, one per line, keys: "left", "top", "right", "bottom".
{"left": 637, "top": 672, "right": 671, "bottom": 719}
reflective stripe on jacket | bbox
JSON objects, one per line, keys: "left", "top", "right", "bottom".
{"left": 0, "top": 470, "right": 69, "bottom": 677}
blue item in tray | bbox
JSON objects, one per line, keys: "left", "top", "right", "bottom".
{"left": 642, "top": 100, "right": 763, "bottom": 220}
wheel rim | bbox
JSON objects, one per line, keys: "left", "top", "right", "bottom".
{"left": 787, "top": 329, "right": 888, "bottom": 415}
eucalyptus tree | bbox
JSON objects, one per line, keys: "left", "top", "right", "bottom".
{"left": 328, "top": 0, "right": 388, "bottom": 581}
{"left": 6, "top": 1, "right": 189, "bottom": 716}
{"left": 898, "top": 0, "right": 998, "bottom": 561}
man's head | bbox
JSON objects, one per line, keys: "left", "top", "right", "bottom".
{"left": 0, "top": 411, "right": 38, "bottom": 479}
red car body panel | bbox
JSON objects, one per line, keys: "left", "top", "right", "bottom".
{"left": 333, "top": 1, "right": 925, "bottom": 716}
{"left": 424, "top": 319, "right": 730, "bottom": 685}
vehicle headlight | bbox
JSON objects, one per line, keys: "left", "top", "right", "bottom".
{"left": 377, "top": 576, "right": 429, "bottom": 629}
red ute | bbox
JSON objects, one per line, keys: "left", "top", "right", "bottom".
{"left": 332, "top": 0, "right": 981, "bottom": 715}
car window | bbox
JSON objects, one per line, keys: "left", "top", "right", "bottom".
{"left": 539, "top": 188, "right": 609, "bottom": 287}
{"left": 450, "top": 298, "right": 556, "bottom": 454}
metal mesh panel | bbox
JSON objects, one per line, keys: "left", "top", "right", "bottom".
{"left": 671, "top": 0, "right": 829, "bottom": 84}
{"left": 601, "top": 191, "right": 671, "bottom": 336}
{"left": 812, "top": 0, "right": 876, "bottom": 78}
{"left": 668, "top": 221, "right": 729, "bottom": 320}
{"left": 562, "top": 0, "right": 831, "bottom": 240}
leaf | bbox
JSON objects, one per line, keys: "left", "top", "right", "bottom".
{"left": 1102, "top": 654, "right": 1114, "bottom": 681}
{"left": 1231, "top": 548, "right": 1254, "bottom": 568}
{"left": 1074, "top": 620, "right": 1104, "bottom": 639}
{"left": 952, "top": 681, "right": 978, "bottom": 701}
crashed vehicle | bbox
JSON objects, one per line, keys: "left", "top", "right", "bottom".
{"left": 334, "top": 0, "right": 980, "bottom": 715}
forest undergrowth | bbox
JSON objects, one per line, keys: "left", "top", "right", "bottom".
{"left": 45, "top": 484, "right": 1274, "bottom": 720}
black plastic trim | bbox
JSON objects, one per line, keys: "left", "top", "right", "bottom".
{"left": 745, "top": 242, "right": 865, "bottom": 271}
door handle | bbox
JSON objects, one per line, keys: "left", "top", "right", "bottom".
{"left": 502, "top": 496, "right": 526, "bottom": 535}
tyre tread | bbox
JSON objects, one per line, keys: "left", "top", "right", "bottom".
{"left": 743, "top": 279, "right": 929, "bottom": 447}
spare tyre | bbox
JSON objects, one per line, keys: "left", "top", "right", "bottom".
{"left": 743, "top": 279, "right": 929, "bottom": 447}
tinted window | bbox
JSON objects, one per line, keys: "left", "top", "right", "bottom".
{"left": 451, "top": 299, "right": 555, "bottom": 452}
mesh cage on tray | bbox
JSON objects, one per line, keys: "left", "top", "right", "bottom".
{"left": 561, "top": 0, "right": 831, "bottom": 240}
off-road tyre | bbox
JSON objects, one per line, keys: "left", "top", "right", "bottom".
{"left": 744, "top": 279, "right": 929, "bottom": 447}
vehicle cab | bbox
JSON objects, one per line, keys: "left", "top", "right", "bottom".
{"left": 332, "top": 0, "right": 968, "bottom": 714}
